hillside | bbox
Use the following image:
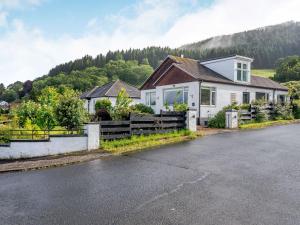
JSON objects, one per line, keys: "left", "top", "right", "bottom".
{"left": 181, "top": 21, "right": 300, "bottom": 68}
{"left": 1, "top": 21, "right": 300, "bottom": 103}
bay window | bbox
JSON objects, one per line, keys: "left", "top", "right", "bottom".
{"left": 163, "top": 87, "right": 188, "bottom": 105}
{"left": 201, "top": 87, "right": 216, "bottom": 106}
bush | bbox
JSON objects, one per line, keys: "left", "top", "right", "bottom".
{"left": 131, "top": 103, "right": 154, "bottom": 114}
{"left": 292, "top": 100, "right": 300, "bottom": 119}
{"left": 274, "top": 103, "right": 294, "bottom": 120}
{"left": 173, "top": 103, "right": 188, "bottom": 112}
{"left": 208, "top": 104, "right": 238, "bottom": 128}
{"left": 208, "top": 109, "right": 226, "bottom": 128}
{"left": 56, "top": 97, "right": 89, "bottom": 129}
{"left": 93, "top": 108, "right": 112, "bottom": 121}
{"left": 109, "top": 88, "right": 132, "bottom": 120}
{"left": 95, "top": 98, "right": 112, "bottom": 111}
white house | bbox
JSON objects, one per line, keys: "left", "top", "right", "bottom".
{"left": 81, "top": 80, "right": 141, "bottom": 114}
{"left": 140, "top": 55, "right": 288, "bottom": 125}
{"left": 0, "top": 101, "right": 9, "bottom": 110}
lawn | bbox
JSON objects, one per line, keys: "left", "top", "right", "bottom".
{"left": 240, "top": 119, "right": 300, "bottom": 130}
{"left": 101, "top": 130, "right": 198, "bottom": 154}
{"left": 252, "top": 69, "right": 275, "bottom": 79}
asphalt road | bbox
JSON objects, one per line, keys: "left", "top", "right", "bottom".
{"left": 1, "top": 124, "right": 300, "bottom": 225}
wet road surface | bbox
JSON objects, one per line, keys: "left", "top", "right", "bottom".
{"left": 1, "top": 124, "right": 300, "bottom": 225}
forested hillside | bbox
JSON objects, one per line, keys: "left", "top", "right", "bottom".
{"left": 181, "top": 21, "right": 300, "bottom": 68}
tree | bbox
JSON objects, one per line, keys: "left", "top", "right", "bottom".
{"left": 16, "top": 101, "right": 39, "bottom": 127}
{"left": 56, "top": 97, "right": 88, "bottom": 130}
{"left": 36, "top": 105, "right": 57, "bottom": 130}
{"left": 274, "top": 56, "right": 300, "bottom": 82}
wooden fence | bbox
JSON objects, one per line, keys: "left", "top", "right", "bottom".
{"left": 100, "top": 111, "right": 186, "bottom": 140}
{"left": 239, "top": 104, "right": 275, "bottom": 121}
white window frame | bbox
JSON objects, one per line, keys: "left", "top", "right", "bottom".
{"left": 145, "top": 91, "right": 156, "bottom": 106}
{"left": 200, "top": 87, "right": 216, "bottom": 106}
{"left": 236, "top": 61, "right": 249, "bottom": 82}
{"left": 163, "top": 87, "right": 188, "bottom": 106}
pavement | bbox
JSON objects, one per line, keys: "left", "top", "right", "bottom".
{"left": 0, "top": 124, "right": 300, "bottom": 225}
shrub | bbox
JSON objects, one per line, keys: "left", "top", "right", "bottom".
{"left": 208, "top": 103, "right": 238, "bottom": 128}
{"left": 173, "top": 103, "right": 188, "bottom": 112}
{"left": 274, "top": 103, "right": 294, "bottom": 120}
{"left": 291, "top": 100, "right": 300, "bottom": 119}
{"left": 110, "top": 88, "right": 132, "bottom": 120}
{"left": 131, "top": 103, "right": 154, "bottom": 114}
{"left": 56, "top": 97, "right": 89, "bottom": 130}
{"left": 93, "top": 108, "right": 112, "bottom": 121}
{"left": 95, "top": 98, "right": 112, "bottom": 111}
{"left": 255, "top": 108, "right": 269, "bottom": 122}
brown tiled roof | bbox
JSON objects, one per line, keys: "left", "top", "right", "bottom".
{"left": 154, "top": 55, "right": 288, "bottom": 91}
{"left": 81, "top": 80, "right": 140, "bottom": 99}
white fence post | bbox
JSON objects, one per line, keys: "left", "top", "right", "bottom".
{"left": 225, "top": 109, "right": 238, "bottom": 129}
{"left": 84, "top": 123, "right": 100, "bottom": 150}
{"left": 186, "top": 109, "right": 197, "bottom": 132}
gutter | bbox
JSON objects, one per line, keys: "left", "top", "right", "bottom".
{"left": 198, "top": 80, "right": 203, "bottom": 125}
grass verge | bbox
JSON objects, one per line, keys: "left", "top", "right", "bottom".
{"left": 240, "top": 119, "right": 300, "bottom": 130}
{"left": 101, "top": 130, "right": 198, "bottom": 155}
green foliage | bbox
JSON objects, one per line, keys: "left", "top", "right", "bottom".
{"left": 55, "top": 97, "right": 88, "bottom": 130}
{"left": 95, "top": 98, "right": 112, "bottom": 111}
{"left": 16, "top": 101, "right": 39, "bottom": 128}
{"left": 283, "top": 81, "right": 300, "bottom": 100}
{"left": 131, "top": 103, "right": 154, "bottom": 114}
{"left": 208, "top": 104, "right": 239, "bottom": 128}
{"left": 292, "top": 100, "right": 300, "bottom": 119}
{"left": 274, "top": 103, "right": 294, "bottom": 120}
{"left": 102, "top": 129, "right": 196, "bottom": 154}
{"left": 274, "top": 55, "right": 300, "bottom": 82}
{"left": 35, "top": 105, "right": 57, "bottom": 130}
{"left": 173, "top": 103, "right": 188, "bottom": 112}
{"left": 110, "top": 89, "right": 133, "bottom": 120}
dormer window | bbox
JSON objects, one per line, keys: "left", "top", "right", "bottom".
{"left": 237, "top": 62, "right": 249, "bottom": 82}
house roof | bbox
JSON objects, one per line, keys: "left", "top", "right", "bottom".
{"left": 147, "top": 55, "right": 288, "bottom": 91}
{"left": 81, "top": 80, "right": 141, "bottom": 99}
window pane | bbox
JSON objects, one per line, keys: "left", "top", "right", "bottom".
{"left": 150, "top": 92, "right": 156, "bottom": 105}
{"left": 243, "top": 92, "right": 250, "bottom": 104}
{"left": 201, "top": 88, "right": 210, "bottom": 105}
{"left": 243, "top": 63, "right": 247, "bottom": 70}
{"left": 184, "top": 91, "right": 188, "bottom": 104}
{"left": 164, "top": 89, "right": 183, "bottom": 105}
{"left": 211, "top": 91, "right": 216, "bottom": 106}
{"left": 230, "top": 93, "right": 237, "bottom": 104}
{"left": 256, "top": 92, "right": 266, "bottom": 101}
{"left": 242, "top": 71, "right": 248, "bottom": 81}
{"left": 237, "top": 63, "right": 241, "bottom": 69}
{"left": 237, "top": 70, "right": 242, "bottom": 80}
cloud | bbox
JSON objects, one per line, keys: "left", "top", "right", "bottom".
{"left": 1, "top": 0, "right": 300, "bottom": 85}
{"left": 0, "top": 11, "right": 7, "bottom": 26}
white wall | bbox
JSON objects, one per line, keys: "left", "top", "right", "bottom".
{"left": 141, "top": 81, "right": 288, "bottom": 123}
{"left": 0, "top": 136, "right": 87, "bottom": 159}
{"left": 85, "top": 97, "right": 140, "bottom": 115}
{"left": 0, "top": 123, "right": 101, "bottom": 159}
{"left": 201, "top": 58, "right": 235, "bottom": 81}
{"left": 199, "top": 81, "right": 288, "bottom": 119}
{"left": 141, "top": 82, "right": 200, "bottom": 114}
{"left": 201, "top": 56, "right": 252, "bottom": 84}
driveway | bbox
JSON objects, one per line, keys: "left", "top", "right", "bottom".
{"left": 1, "top": 124, "right": 300, "bottom": 225}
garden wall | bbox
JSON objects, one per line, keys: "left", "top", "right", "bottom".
{"left": 0, "top": 123, "right": 100, "bottom": 160}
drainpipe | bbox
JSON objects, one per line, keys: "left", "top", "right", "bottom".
{"left": 198, "top": 80, "right": 203, "bottom": 125}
